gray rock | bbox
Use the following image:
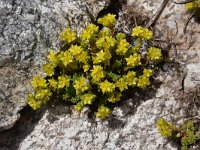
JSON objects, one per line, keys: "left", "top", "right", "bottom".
{"left": 0, "top": 0, "right": 105, "bottom": 131}
{"left": 185, "top": 62, "right": 200, "bottom": 90}
{"left": 1, "top": 0, "right": 200, "bottom": 150}
{"left": 0, "top": 63, "right": 190, "bottom": 150}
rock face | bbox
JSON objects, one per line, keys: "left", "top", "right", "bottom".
{"left": 0, "top": 0, "right": 105, "bottom": 131}
{"left": 1, "top": 0, "right": 200, "bottom": 150}
{"left": 0, "top": 65, "right": 192, "bottom": 150}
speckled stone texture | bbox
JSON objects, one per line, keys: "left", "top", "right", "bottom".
{"left": 0, "top": 0, "right": 105, "bottom": 131}
{"left": 0, "top": 0, "right": 200, "bottom": 150}
{"left": 0, "top": 66, "right": 190, "bottom": 149}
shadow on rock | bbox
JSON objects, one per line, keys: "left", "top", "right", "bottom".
{"left": 45, "top": 101, "right": 72, "bottom": 123}
{"left": 105, "top": 84, "right": 159, "bottom": 130}
{"left": 94, "top": 0, "right": 127, "bottom": 27}
{"left": 0, "top": 106, "right": 45, "bottom": 150}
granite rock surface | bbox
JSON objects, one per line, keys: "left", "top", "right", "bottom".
{"left": 0, "top": 0, "right": 200, "bottom": 150}
{"left": 0, "top": 0, "right": 105, "bottom": 131}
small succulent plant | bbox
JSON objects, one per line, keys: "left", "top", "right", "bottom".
{"left": 28, "top": 13, "right": 163, "bottom": 119}
{"left": 157, "top": 117, "right": 199, "bottom": 150}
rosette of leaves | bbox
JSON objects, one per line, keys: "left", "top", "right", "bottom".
{"left": 28, "top": 13, "right": 163, "bottom": 119}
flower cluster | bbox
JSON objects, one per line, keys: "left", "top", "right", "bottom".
{"left": 185, "top": 0, "right": 200, "bottom": 11}
{"left": 80, "top": 93, "right": 96, "bottom": 105}
{"left": 131, "top": 26, "right": 153, "bottom": 40}
{"left": 97, "top": 14, "right": 116, "bottom": 28}
{"left": 148, "top": 47, "right": 162, "bottom": 61}
{"left": 28, "top": 13, "right": 163, "bottom": 119}
{"left": 116, "top": 39, "right": 129, "bottom": 55}
{"left": 91, "top": 65, "right": 105, "bottom": 83}
{"left": 28, "top": 76, "right": 51, "bottom": 110}
{"left": 57, "top": 75, "right": 70, "bottom": 89}
{"left": 80, "top": 23, "right": 99, "bottom": 41}
{"left": 74, "top": 76, "right": 90, "bottom": 94}
{"left": 137, "top": 69, "right": 153, "bottom": 88}
{"left": 125, "top": 53, "right": 141, "bottom": 68}
{"left": 156, "top": 117, "right": 177, "bottom": 138}
{"left": 157, "top": 117, "right": 199, "bottom": 150}
{"left": 99, "top": 80, "right": 115, "bottom": 93}
{"left": 96, "top": 105, "right": 111, "bottom": 119}
{"left": 96, "top": 36, "right": 116, "bottom": 50}
{"left": 60, "top": 28, "right": 76, "bottom": 43}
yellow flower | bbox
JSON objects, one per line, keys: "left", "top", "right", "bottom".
{"left": 124, "top": 71, "right": 137, "bottom": 86}
{"left": 74, "top": 101, "right": 84, "bottom": 112}
{"left": 80, "top": 93, "right": 96, "bottom": 105}
{"left": 157, "top": 118, "right": 178, "bottom": 138}
{"left": 76, "top": 51, "right": 89, "bottom": 64}
{"left": 137, "top": 75, "right": 150, "bottom": 88}
{"left": 83, "top": 64, "right": 90, "bottom": 72}
{"left": 93, "top": 50, "right": 106, "bottom": 64}
{"left": 98, "top": 29, "right": 110, "bottom": 37}
{"left": 96, "top": 50, "right": 106, "bottom": 60}
{"left": 96, "top": 105, "right": 111, "bottom": 119}
{"left": 31, "top": 76, "right": 47, "bottom": 90}
{"left": 96, "top": 36, "right": 116, "bottom": 50}
{"left": 116, "top": 39, "right": 129, "bottom": 55}
{"left": 115, "top": 77, "right": 128, "bottom": 92}
{"left": 68, "top": 45, "right": 84, "bottom": 57}
{"left": 43, "top": 63, "right": 55, "bottom": 76}
{"left": 74, "top": 76, "right": 90, "bottom": 94}
{"left": 104, "top": 50, "right": 112, "bottom": 60}
{"left": 131, "top": 26, "right": 153, "bottom": 40}
{"left": 47, "top": 50, "right": 58, "bottom": 65}
{"left": 97, "top": 13, "right": 116, "bottom": 28}
{"left": 80, "top": 23, "right": 99, "bottom": 41}
{"left": 131, "top": 26, "right": 143, "bottom": 37}
{"left": 48, "top": 78, "right": 57, "bottom": 89}
{"left": 58, "top": 51, "right": 73, "bottom": 66}
{"left": 35, "top": 89, "right": 52, "bottom": 102}
{"left": 143, "top": 68, "right": 153, "bottom": 77}
{"left": 148, "top": 47, "right": 162, "bottom": 61}
{"left": 60, "top": 28, "right": 76, "bottom": 43}
{"left": 186, "top": 0, "right": 200, "bottom": 11}
{"left": 27, "top": 93, "right": 42, "bottom": 110}
{"left": 186, "top": 2, "right": 195, "bottom": 10}
{"left": 57, "top": 75, "right": 70, "bottom": 89}
{"left": 99, "top": 80, "right": 115, "bottom": 93}
{"left": 91, "top": 65, "right": 105, "bottom": 83}
{"left": 108, "top": 92, "right": 122, "bottom": 103}
{"left": 125, "top": 53, "right": 141, "bottom": 68}
{"left": 143, "top": 28, "right": 153, "bottom": 40}
{"left": 96, "top": 37, "right": 105, "bottom": 49}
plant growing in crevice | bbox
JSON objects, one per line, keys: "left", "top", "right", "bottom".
{"left": 28, "top": 13, "right": 163, "bottom": 119}
{"left": 185, "top": 0, "right": 200, "bottom": 12}
{"left": 174, "top": 0, "right": 200, "bottom": 13}
{"left": 157, "top": 117, "right": 200, "bottom": 150}
{"left": 174, "top": 0, "right": 200, "bottom": 32}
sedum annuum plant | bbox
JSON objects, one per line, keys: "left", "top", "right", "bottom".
{"left": 28, "top": 13, "right": 162, "bottom": 119}
{"left": 185, "top": 0, "right": 200, "bottom": 18}
{"left": 185, "top": 0, "right": 200, "bottom": 11}
{"left": 157, "top": 117, "right": 199, "bottom": 150}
